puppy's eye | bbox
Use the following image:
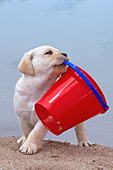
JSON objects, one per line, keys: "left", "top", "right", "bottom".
{"left": 45, "top": 51, "right": 53, "bottom": 55}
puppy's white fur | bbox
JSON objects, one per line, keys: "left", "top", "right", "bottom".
{"left": 14, "top": 46, "right": 91, "bottom": 154}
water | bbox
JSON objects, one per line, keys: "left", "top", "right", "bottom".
{"left": 0, "top": 0, "right": 113, "bottom": 147}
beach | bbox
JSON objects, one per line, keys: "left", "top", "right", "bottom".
{"left": 0, "top": 1, "right": 113, "bottom": 169}
{"left": 0, "top": 137, "right": 113, "bottom": 170}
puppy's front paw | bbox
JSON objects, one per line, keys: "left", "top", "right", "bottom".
{"left": 17, "top": 136, "right": 26, "bottom": 145}
{"left": 19, "top": 141, "right": 41, "bottom": 155}
{"left": 78, "top": 140, "right": 92, "bottom": 147}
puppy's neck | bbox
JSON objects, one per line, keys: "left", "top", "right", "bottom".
{"left": 19, "top": 72, "right": 58, "bottom": 92}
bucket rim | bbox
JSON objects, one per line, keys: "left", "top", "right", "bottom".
{"left": 63, "top": 60, "right": 109, "bottom": 112}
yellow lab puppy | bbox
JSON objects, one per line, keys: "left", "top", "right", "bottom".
{"left": 14, "top": 46, "right": 91, "bottom": 154}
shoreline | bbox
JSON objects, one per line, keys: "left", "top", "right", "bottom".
{"left": 0, "top": 136, "right": 113, "bottom": 170}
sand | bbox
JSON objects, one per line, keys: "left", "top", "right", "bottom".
{"left": 0, "top": 137, "right": 113, "bottom": 170}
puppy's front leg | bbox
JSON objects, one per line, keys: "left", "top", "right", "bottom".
{"left": 19, "top": 120, "right": 48, "bottom": 154}
{"left": 17, "top": 118, "right": 34, "bottom": 145}
{"left": 74, "top": 122, "right": 92, "bottom": 147}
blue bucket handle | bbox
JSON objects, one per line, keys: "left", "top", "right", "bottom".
{"left": 63, "top": 60, "right": 109, "bottom": 112}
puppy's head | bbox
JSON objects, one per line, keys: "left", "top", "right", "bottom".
{"left": 18, "top": 46, "right": 69, "bottom": 77}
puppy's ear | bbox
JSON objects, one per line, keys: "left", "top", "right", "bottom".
{"left": 18, "top": 53, "right": 35, "bottom": 76}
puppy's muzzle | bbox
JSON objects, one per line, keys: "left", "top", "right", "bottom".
{"left": 61, "top": 52, "right": 69, "bottom": 62}
{"left": 61, "top": 53, "right": 68, "bottom": 58}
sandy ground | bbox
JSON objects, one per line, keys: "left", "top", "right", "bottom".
{"left": 0, "top": 137, "right": 113, "bottom": 170}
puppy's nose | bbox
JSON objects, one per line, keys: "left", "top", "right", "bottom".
{"left": 61, "top": 53, "right": 68, "bottom": 57}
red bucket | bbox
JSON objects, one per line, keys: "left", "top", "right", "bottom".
{"left": 35, "top": 61, "right": 109, "bottom": 135}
